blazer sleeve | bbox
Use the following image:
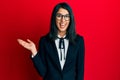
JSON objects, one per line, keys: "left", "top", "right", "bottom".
{"left": 76, "top": 36, "right": 85, "bottom": 80}
{"left": 31, "top": 37, "right": 47, "bottom": 77}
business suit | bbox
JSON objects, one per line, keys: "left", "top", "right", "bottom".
{"left": 32, "top": 34, "right": 85, "bottom": 80}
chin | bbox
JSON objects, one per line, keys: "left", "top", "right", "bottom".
{"left": 59, "top": 28, "right": 66, "bottom": 31}
{"left": 59, "top": 30, "right": 66, "bottom": 33}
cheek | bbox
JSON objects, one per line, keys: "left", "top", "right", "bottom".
{"left": 66, "top": 21, "right": 70, "bottom": 27}
{"left": 56, "top": 20, "right": 59, "bottom": 26}
{"left": 56, "top": 21, "right": 59, "bottom": 27}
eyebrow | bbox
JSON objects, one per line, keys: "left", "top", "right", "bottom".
{"left": 56, "top": 13, "right": 69, "bottom": 15}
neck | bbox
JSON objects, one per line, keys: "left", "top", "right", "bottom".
{"left": 58, "top": 31, "right": 66, "bottom": 38}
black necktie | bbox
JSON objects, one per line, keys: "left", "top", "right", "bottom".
{"left": 59, "top": 38, "right": 65, "bottom": 61}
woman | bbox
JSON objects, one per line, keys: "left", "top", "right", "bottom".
{"left": 17, "top": 2, "right": 85, "bottom": 80}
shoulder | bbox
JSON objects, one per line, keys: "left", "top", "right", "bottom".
{"left": 73, "top": 34, "right": 84, "bottom": 46}
{"left": 39, "top": 33, "right": 50, "bottom": 43}
{"left": 75, "top": 34, "right": 84, "bottom": 42}
{"left": 75, "top": 34, "right": 85, "bottom": 50}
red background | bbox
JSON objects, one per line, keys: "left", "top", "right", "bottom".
{"left": 0, "top": 0, "right": 120, "bottom": 80}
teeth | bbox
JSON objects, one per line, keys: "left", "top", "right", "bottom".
{"left": 61, "top": 24, "right": 64, "bottom": 25}
{"left": 60, "top": 23, "right": 65, "bottom": 27}
{"left": 61, "top": 24, "right": 64, "bottom": 26}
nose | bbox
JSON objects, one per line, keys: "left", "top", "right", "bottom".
{"left": 61, "top": 16, "right": 65, "bottom": 22}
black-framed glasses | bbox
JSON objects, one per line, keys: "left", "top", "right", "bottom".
{"left": 56, "top": 13, "right": 70, "bottom": 21}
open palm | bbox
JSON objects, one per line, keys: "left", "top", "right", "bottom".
{"left": 17, "top": 39, "right": 37, "bottom": 55}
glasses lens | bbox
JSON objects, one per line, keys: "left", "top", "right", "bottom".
{"left": 64, "top": 15, "right": 70, "bottom": 20}
{"left": 56, "top": 14, "right": 62, "bottom": 20}
{"left": 56, "top": 13, "right": 70, "bottom": 20}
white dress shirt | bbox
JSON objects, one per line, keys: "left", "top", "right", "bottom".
{"left": 55, "top": 35, "right": 69, "bottom": 70}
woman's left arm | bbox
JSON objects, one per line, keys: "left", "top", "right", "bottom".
{"left": 76, "top": 36, "right": 85, "bottom": 80}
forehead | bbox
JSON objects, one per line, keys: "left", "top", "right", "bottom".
{"left": 57, "top": 8, "right": 69, "bottom": 15}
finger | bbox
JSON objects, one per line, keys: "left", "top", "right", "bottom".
{"left": 17, "top": 39, "right": 28, "bottom": 45}
{"left": 27, "top": 39, "right": 33, "bottom": 43}
{"left": 17, "top": 39, "right": 23, "bottom": 44}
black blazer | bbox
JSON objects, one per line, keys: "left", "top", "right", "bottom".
{"left": 32, "top": 34, "right": 85, "bottom": 80}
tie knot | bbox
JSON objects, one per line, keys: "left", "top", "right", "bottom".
{"left": 59, "top": 38, "right": 65, "bottom": 49}
{"left": 59, "top": 38, "right": 64, "bottom": 41}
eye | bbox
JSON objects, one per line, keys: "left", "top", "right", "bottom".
{"left": 56, "top": 13, "right": 62, "bottom": 17}
{"left": 65, "top": 14, "right": 70, "bottom": 18}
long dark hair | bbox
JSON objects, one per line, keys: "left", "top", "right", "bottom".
{"left": 48, "top": 2, "right": 76, "bottom": 44}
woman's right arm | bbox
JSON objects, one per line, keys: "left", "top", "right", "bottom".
{"left": 17, "top": 38, "right": 47, "bottom": 77}
{"left": 31, "top": 38, "right": 47, "bottom": 77}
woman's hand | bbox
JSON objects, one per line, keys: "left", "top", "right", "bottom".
{"left": 17, "top": 39, "right": 37, "bottom": 56}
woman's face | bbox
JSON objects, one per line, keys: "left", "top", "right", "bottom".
{"left": 56, "top": 8, "right": 70, "bottom": 35}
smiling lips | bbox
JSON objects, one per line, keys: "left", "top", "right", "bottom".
{"left": 60, "top": 23, "right": 65, "bottom": 28}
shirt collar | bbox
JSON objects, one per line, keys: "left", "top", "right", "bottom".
{"left": 57, "top": 34, "right": 66, "bottom": 38}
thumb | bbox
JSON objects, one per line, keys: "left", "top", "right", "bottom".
{"left": 27, "top": 39, "right": 33, "bottom": 43}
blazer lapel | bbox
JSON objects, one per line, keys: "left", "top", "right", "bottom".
{"left": 49, "top": 41, "right": 62, "bottom": 71}
{"left": 63, "top": 42, "right": 75, "bottom": 72}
